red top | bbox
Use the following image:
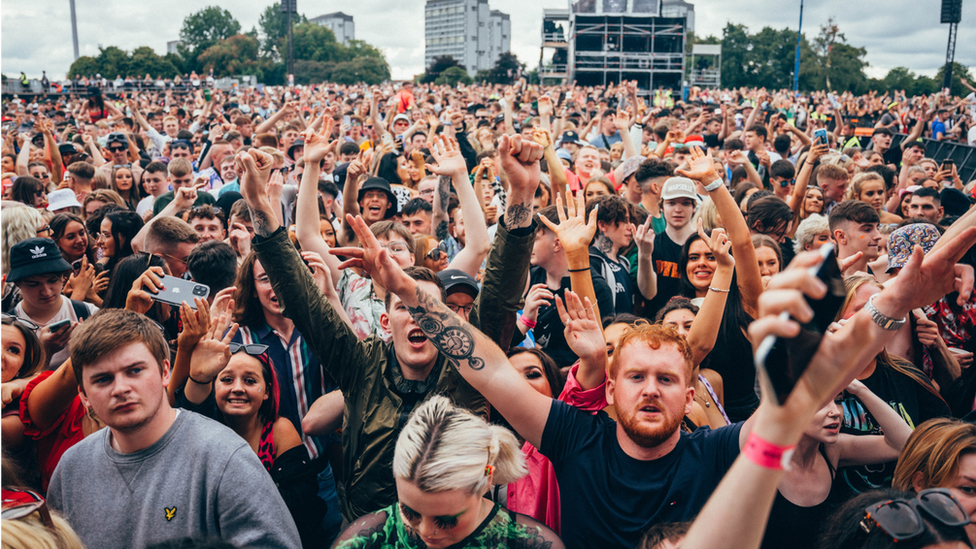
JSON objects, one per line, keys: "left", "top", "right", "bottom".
{"left": 257, "top": 420, "right": 276, "bottom": 471}
{"left": 19, "top": 371, "right": 88, "bottom": 491}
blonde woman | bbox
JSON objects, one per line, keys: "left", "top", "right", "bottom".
{"left": 848, "top": 172, "right": 902, "bottom": 224}
{"left": 333, "top": 396, "right": 563, "bottom": 549}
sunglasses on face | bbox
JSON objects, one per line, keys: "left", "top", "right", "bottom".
{"left": 426, "top": 241, "right": 449, "bottom": 261}
{"left": 860, "top": 489, "right": 970, "bottom": 543}
{"left": 109, "top": 147, "right": 126, "bottom": 153}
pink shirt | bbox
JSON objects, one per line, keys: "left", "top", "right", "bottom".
{"left": 507, "top": 362, "right": 607, "bottom": 534}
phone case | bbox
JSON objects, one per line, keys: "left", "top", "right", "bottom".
{"left": 152, "top": 276, "right": 210, "bottom": 309}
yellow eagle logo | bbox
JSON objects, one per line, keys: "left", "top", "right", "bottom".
{"left": 164, "top": 507, "right": 177, "bottom": 521}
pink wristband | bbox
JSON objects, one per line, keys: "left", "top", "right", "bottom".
{"left": 743, "top": 432, "right": 796, "bottom": 470}
{"left": 520, "top": 315, "right": 537, "bottom": 329}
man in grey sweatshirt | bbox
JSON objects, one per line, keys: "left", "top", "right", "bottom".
{"left": 47, "top": 309, "right": 301, "bottom": 549}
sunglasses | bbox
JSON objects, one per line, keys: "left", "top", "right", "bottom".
{"left": 860, "top": 489, "right": 970, "bottom": 543}
{"left": 2, "top": 313, "right": 40, "bottom": 331}
{"left": 228, "top": 343, "right": 270, "bottom": 356}
{"left": 108, "top": 147, "right": 126, "bottom": 153}
{"left": 426, "top": 240, "right": 449, "bottom": 261}
{"left": 1, "top": 488, "right": 54, "bottom": 529}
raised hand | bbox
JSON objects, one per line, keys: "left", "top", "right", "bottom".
{"left": 425, "top": 135, "right": 467, "bottom": 178}
{"left": 531, "top": 127, "right": 553, "bottom": 149}
{"left": 209, "top": 287, "right": 237, "bottom": 320}
{"left": 635, "top": 215, "right": 655, "bottom": 258}
{"left": 125, "top": 265, "right": 166, "bottom": 314}
{"left": 331, "top": 214, "right": 412, "bottom": 296}
{"left": 522, "top": 283, "right": 554, "bottom": 325}
{"left": 498, "top": 133, "right": 543, "bottom": 198}
{"left": 302, "top": 107, "right": 337, "bottom": 164}
{"left": 537, "top": 94, "right": 553, "bottom": 118}
{"left": 236, "top": 148, "right": 274, "bottom": 204}
{"left": 302, "top": 250, "right": 336, "bottom": 297}
{"left": 189, "top": 311, "right": 240, "bottom": 385}
{"left": 556, "top": 290, "right": 605, "bottom": 364}
{"left": 675, "top": 145, "right": 720, "bottom": 184}
{"left": 538, "top": 192, "right": 598, "bottom": 258}
{"left": 697, "top": 218, "right": 734, "bottom": 268}
{"left": 613, "top": 108, "right": 631, "bottom": 131}
{"left": 177, "top": 298, "right": 211, "bottom": 351}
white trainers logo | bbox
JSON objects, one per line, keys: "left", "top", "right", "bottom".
{"left": 30, "top": 246, "right": 47, "bottom": 259}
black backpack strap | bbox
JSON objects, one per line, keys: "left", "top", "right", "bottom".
{"left": 69, "top": 299, "right": 91, "bottom": 321}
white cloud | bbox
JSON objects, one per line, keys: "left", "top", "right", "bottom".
{"left": 3, "top": 0, "right": 972, "bottom": 82}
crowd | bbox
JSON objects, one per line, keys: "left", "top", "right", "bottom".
{"left": 1, "top": 76, "right": 976, "bottom": 549}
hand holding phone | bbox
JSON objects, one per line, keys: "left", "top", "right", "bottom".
{"left": 150, "top": 275, "right": 210, "bottom": 309}
{"left": 754, "top": 244, "right": 846, "bottom": 405}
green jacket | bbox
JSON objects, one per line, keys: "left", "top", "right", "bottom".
{"left": 252, "top": 218, "right": 536, "bottom": 521}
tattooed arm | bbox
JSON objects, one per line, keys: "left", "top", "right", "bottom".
{"left": 236, "top": 149, "right": 279, "bottom": 237}
{"left": 498, "top": 134, "right": 542, "bottom": 229}
{"left": 335, "top": 213, "right": 552, "bottom": 448}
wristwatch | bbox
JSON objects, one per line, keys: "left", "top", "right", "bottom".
{"left": 865, "top": 294, "right": 906, "bottom": 330}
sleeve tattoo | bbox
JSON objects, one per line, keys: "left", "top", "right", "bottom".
{"left": 406, "top": 286, "right": 486, "bottom": 371}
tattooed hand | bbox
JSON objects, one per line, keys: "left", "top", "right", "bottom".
{"left": 498, "top": 134, "right": 542, "bottom": 228}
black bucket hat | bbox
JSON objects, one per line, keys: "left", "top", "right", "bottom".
{"left": 7, "top": 237, "right": 72, "bottom": 283}
{"left": 357, "top": 177, "right": 398, "bottom": 218}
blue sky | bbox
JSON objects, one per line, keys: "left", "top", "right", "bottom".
{"left": 2, "top": 0, "right": 972, "bottom": 82}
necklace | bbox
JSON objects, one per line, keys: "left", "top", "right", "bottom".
{"left": 695, "top": 382, "right": 711, "bottom": 408}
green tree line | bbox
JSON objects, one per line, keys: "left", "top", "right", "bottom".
{"left": 68, "top": 4, "right": 390, "bottom": 86}
{"left": 696, "top": 18, "right": 972, "bottom": 96}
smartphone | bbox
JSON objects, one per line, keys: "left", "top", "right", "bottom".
{"left": 48, "top": 319, "right": 72, "bottom": 332}
{"left": 814, "top": 128, "right": 828, "bottom": 146}
{"left": 150, "top": 275, "right": 210, "bottom": 309}
{"left": 754, "top": 243, "right": 846, "bottom": 405}
{"left": 941, "top": 159, "right": 954, "bottom": 172}
{"left": 381, "top": 133, "right": 394, "bottom": 148}
{"left": 342, "top": 114, "right": 351, "bottom": 127}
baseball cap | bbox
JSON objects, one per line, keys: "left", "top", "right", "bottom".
{"left": 46, "top": 189, "right": 82, "bottom": 212}
{"left": 621, "top": 156, "right": 643, "bottom": 181}
{"left": 886, "top": 223, "right": 940, "bottom": 273}
{"left": 7, "top": 237, "right": 73, "bottom": 283}
{"left": 437, "top": 269, "right": 479, "bottom": 296}
{"left": 555, "top": 149, "right": 572, "bottom": 163}
{"left": 660, "top": 177, "right": 699, "bottom": 202}
{"left": 559, "top": 130, "right": 583, "bottom": 146}
{"left": 898, "top": 185, "right": 922, "bottom": 201}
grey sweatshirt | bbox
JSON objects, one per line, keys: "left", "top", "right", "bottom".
{"left": 48, "top": 410, "right": 302, "bottom": 548}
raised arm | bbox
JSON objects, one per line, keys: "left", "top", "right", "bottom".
{"left": 335, "top": 214, "right": 553, "bottom": 448}
{"left": 686, "top": 221, "right": 734, "bottom": 365}
{"left": 833, "top": 379, "right": 912, "bottom": 467}
{"left": 296, "top": 112, "right": 344, "bottom": 285}
{"left": 255, "top": 101, "right": 295, "bottom": 135}
{"left": 15, "top": 134, "right": 31, "bottom": 176}
{"left": 788, "top": 143, "right": 827, "bottom": 214}
{"left": 426, "top": 136, "right": 489, "bottom": 277}
{"left": 678, "top": 146, "right": 763, "bottom": 317}
{"left": 184, "top": 311, "right": 239, "bottom": 405}
{"left": 635, "top": 215, "right": 657, "bottom": 300}
{"left": 338, "top": 158, "right": 367, "bottom": 247}
{"left": 503, "top": 87, "right": 517, "bottom": 136}
{"left": 532, "top": 127, "right": 568, "bottom": 209}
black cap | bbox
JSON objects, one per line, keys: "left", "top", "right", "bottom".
{"left": 437, "top": 269, "right": 479, "bottom": 296}
{"left": 559, "top": 130, "right": 583, "bottom": 145}
{"left": 287, "top": 138, "right": 305, "bottom": 161}
{"left": 358, "top": 177, "right": 398, "bottom": 218}
{"left": 7, "top": 238, "right": 72, "bottom": 283}
{"left": 941, "top": 188, "right": 973, "bottom": 218}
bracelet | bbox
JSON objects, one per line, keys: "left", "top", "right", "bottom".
{"left": 704, "top": 179, "right": 723, "bottom": 192}
{"left": 188, "top": 374, "right": 213, "bottom": 385}
{"left": 519, "top": 315, "right": 537, "bottom": 329}
{"left": 743, "top": 431, "right": 796, "bottom": 470}
{"left": 708, "top": 286, "right": 730, "bottom": 293}
{"left": 865, "top": 294, "right": 907, "bottom": 330}
{"left": 568, "top": 267, "right": 590, "bottom": 273}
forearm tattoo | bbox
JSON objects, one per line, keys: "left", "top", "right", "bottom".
{"left": 437, "top": 175, "right": 451, "bottom": 211}
{"left": 436, "top": 221, "right": 449, "bottom": 242}
{"left": 247, "top": 206, "right": 275, "bottom": 237}
{"left": 406, "top": 286, "right": 485, "bottom": 370}
{"left": 505, "top": 202, "right": 531, "bottom": 227}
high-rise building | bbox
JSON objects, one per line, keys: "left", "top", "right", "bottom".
{"left": 540, "top": 0, "right": 692, "bottom": 90}
{"left": 310, "top": 12, "right": 355, "bottom": 44}
{"left": 424, "top": 0, "right": 510, "bottom": 76}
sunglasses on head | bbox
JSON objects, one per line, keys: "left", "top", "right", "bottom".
{"left": 2, "top": 313, "right": 40, "bottom": 331}
{"left": 1, "top": 488, "right": 54, "bottom": 529}
{"left": 860, "top": 489, "right": 970, "bottom": 543}
{"left": 228, "top": 343, "right": 270, "bottom": 356}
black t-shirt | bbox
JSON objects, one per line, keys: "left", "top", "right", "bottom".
{"left": 527, "top": 265, "right": 616, "bottom": 368}
{"left": 590, "top": 246, "right": 634, "bottom": 315}
{"left": 834, "top": 363, "right": 949, "bottom": 499}
{"left": 648, "top": 231, "right": 685, "bottom": 317}
{"left": 541, "top": 400, "right": 743, "bottom": 549}
{"left": 882, "top": 145, "right": 903, "bottom": 168}
{"left": 703, "top": 132, "right": 721, "bottom": 149}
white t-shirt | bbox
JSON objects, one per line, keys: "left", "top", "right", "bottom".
{"left": 15, "top": 297, "right": 98, "bottom": 368}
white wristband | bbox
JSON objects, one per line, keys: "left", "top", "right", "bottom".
{"left": 704, "top": 179, "right": 723, "bottom": 192}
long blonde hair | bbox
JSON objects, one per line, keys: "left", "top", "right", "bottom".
{"left": 393, "top": 396, "right": 527, "bottom": 494}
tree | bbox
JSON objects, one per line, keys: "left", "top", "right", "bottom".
{"left": 811, "top": 18, "right": 868, "bottom": 93}
{"left": 485, "top": 52, "right": 524, "bottom": 85}
{"left": 197, "top": 34, "right": 264, "bottom": 79}
{"left": 257, "top": 3, "right": 307, "bottom": 60}
{"left": 293, "top": 60, "right": 334, "bottom": 84}
{"left": 289, "top": 22, "right": 344, "bottom": 64}
{"left": 67, "top": 46, "right": 178, "bottom": 79}
{"left": 880, "top": 67, "right": 917, "bottom": 95}
{"left": 178, "top": 6, "right": 242, "bottom": 71}
{"left": 435, "top": 66, "right": 472, "bottom": 86}
{"left": 331, "top": 57, "right": 390, "bottom": 85}
{"left": 935, "top": 62, "right": 974, "bottom": 97}
{"left": 421, "top": 55, "right": 464, "bottom": 83}
{"left": 68, "top": 56, "right": 100, "bottom": 79}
